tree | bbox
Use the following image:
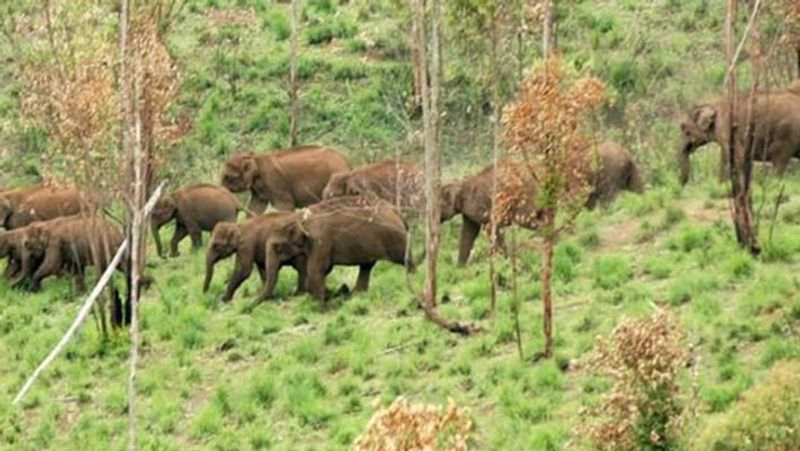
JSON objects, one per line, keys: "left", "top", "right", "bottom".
{"left": 497, "top": 57, "right": 604, "bottom": 358}
{"left": 724, "top": 0, "right": 761, "bottom": 256}
{"left": 542, "top": 0, "right": 555, "bottom": 56}
{"left": 289, "top": 0, "right": 300, "bottom": 146}
{"left": 413, "top": 0, "right": 476, "bottom": 335}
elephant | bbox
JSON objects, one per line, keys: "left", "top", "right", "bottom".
{"left": 322, "top": 158, "right": 424, "bottom": 216}
{"left": 151, "top": 184, "right": 243, "bottom": 258}
{"left": 5, "top": 184, "right": 97, "bottom": 230}
{"left": 220, "top": 145, "right": 351, "bottom": 214}
{"left": 585, "top": 141, "right": 644, "bottom": 208}
{"left": 678, "top": 85, "right": 800, "bottom": 185}
{"left": 258, "top": 196, "right": 412, "bottom": 304}
{"left": 440, "top": 164, "right": 545, "bottom": 266}
{"left": 441, "top": 141, "right": 639, "bottom": 266}
{"left": 0, "top": 227, "right": 29, "bottom": 281}
{"left": 18, "top": 215, "right": 122, "bottom": 292}
{"left": 0, "top": 184, "right": 48, "bottom": 228}
{"left": 203, "top": 211, "right": 306, "bottom": 303}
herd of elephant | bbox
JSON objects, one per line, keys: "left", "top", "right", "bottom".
{"left": 0, "top": 141, "right": 642, "bottom": 308}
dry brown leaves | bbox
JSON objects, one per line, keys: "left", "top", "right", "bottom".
{"left": 494, "top": 55, "right": 604, "bottom": 234}
{"left": 205, "top": 7, "right": 256, "bottom": 28}
{"left": 354, "top": 397, "right": 472, "bottom": 451}
{"left": 576, "top": 309, "right": 689, "bottom": 450}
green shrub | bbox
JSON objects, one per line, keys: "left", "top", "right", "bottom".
{"left": 264, "top": 11, "right": 290, "bottom": 41}
{"left": 593, "top": 255, "right": 633, "bottom": 289}
{"left": 698, "top": 360, "right": 800, "bottom": 450}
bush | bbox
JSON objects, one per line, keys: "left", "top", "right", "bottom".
{"left": 264, "top": 11, "right": 290, "bottom": 41}
{"left": 698, "top": 360, "right": 800, "bottom": 450}
{"left": 576, "top": 309, "right": 688, "bottom": 450}
{"left": 354, "top": 397, "right": 472, "bottom": 450}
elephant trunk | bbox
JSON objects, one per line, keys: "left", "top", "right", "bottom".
{"left": 151, "top": 221, "right": 164, "bottom": 258}
{"left": 203, "top": 250, "right": 218, "bottom": 293}
{"left": 678, "top": 140, "right": 693, "bottom": 186}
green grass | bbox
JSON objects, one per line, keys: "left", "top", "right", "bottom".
{"left": 2, "top": 0, "right": 800, "bottom": 448}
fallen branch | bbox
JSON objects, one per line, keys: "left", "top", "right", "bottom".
{"left": 12, "top": 182, "right": 166, "bottom": 407}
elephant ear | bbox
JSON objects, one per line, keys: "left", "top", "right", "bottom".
{"left": 240, "top": 153, "right": 258, "bottom": 188}
{"left": 693, "top": 105, "right": 717, "bottom": 134}
{"left": 0, "top": 195, "right": 12, "bottom": 226}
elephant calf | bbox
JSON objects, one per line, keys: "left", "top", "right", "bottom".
{"left": 322, "top": 158, "right": 424, "bottom": 216}
{"left": 221, "top": 145, "right": 351, "bottom": 213}
{"left": 204, "top": 212, "right": 306, "bottom": 304}
{"left": 0, "top": 227, "right": 28, "bottom": 281}
{"left": 260, "top": 196, "right": 413, "bottom": 304}
{"left": 151, "top": 184, "right": 242, "bottom": 258}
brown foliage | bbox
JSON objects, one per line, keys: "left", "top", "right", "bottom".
{"left": 494, "top": 55, "right": 604, "bottom": 235}
{"left": 576, "top": 309, "right": 689, "bottom": 451}
{"left": 17, "top": 1, "right": 182, "bottom": 198}
{"left": 354, "top": 397, "right": 472, "bottom": 451}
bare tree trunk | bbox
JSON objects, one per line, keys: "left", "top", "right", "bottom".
{"left": 488, "top": 12, "right": 500, "bottom": 319}
{"left": 541, "top": 218, "right": 555, "bottom": 359}
{"left": 289, "top": 0, "right": 300, "bottom": 146}
{"left": 510, "top": 230, "right": 522, "bottom": 359}
{"left": 415, "top": 0, "right": 476, "bottom": 336}
{"left": 726, "top": 0, "right": 760, "bottom": 256}
{"left": 542, "top": 0, "right": 555, "bottom": 56}
{"left": 410, "top": 4, "right": 424, "bottom": 112}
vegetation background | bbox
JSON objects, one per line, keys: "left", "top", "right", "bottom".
{"left": 1, "top": 0, "right": 799, "bottom": 449}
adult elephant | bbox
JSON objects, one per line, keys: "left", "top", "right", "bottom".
{"left": 677, "top": 86, "right": 800, "bottom": 185}
{"left": 5, "top": 184, "right": 97, "bottom": 229}
{"left": 220, "top": 145, "right": 350, "bottom": 214}
{"left": 441, "top": 142, "right": 641, "bottom": 265}
{"left": 203, "top": 211, "right": 305, "bottom": 303}
{"left": 586, "top": 141, "right": 644, "bottom": 208}
{"left": 0, "top": 184, "right": 47, "bottom": 229}
{"left": 322, "top": 158, "right": 424, "bottom": 216}
{"left": 259, "top": 196, "right": 413, "bottom": 304}
{"left": 151, "top": 184, "right": 242, "bottom": 258}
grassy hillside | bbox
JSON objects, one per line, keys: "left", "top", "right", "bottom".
{"left": 1, "top": 0, "right": 800, "bottom": 449}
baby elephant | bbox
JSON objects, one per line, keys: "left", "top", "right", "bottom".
{"left": 204, "top": 212, "right": 306, "bottom": 304}
{"left": 260, "top": 196, "right": 413, "bottom": 305}
{"left": 151, "top": 184, "right": 243, "bottom": 258}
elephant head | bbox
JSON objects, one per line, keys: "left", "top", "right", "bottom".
{"left": 322, "top": 172, "right": 349, "bottom": 199}
{"left": 0, "top": 195, "right": 12, "bottom": 228}
{"left": 678, "top": 104, "right": 718, "bottom": 185}
{"left": 268, "top": 219, "right": 310, "bottom": 264}
{"left": 150, "top": 194, "right": 177, "bottom": 258}
{"left": 203, "top": 222, "right": 240, "bottom": 292}
{"left": 221, "top": 152, "right": 258, "bottom": 193}
{"left": 439, "top": 182, "right": 461, "bottom": 222}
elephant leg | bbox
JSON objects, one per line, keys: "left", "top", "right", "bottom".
{"left": 184, "top": 220, "right": 203, "bottom": 250}
{"left": 248, "top": 196, "right": 268, "bottom": 215}
{"left": 4, "top": 258, "right": 19, "bottom": 280}
{"left": 293, "top": 257, "right": 307, "bottom": 295}
{"left": 305, "top": 253, "right": 329, "bottom": 304}
{"left": 222, "top": 258, "right": 253, "bottom": 302}
{"left": 355, "top": 262, "right": 375, "bottom": 292}
{"left": 458, "top": 217, "right": 482, "bottom": 266}
{"left": 74, "top": 266, "right": 87, "bottom": 293}
{"left": 256, "top": 262, "right": 267, "bottom": 283}
{"left": 170, "top": 223, "right": 188, "bottom": 257}
{"left": 31, "top": 248, "right": 62, "bottom": 291}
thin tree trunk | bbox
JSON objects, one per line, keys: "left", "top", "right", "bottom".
{"left": 542, "top": 0, "right": 555, "bottom": 56}
{"left": 726, "top": 0, "right": 760, "bottom": 256}
{"left": 541, "top": 222, "right": 555, "bottom": 359}
{"left": 488, "top": 12, "right": 500, "bottom": 319}
{"left": 415, "top": 0, "right": 476, "bottom": 336}
{"left": 511, "top": 230, "right": 522, "bottom": 359}
{"left": 289, "top": 0, "right": 300, "bottom": 146}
